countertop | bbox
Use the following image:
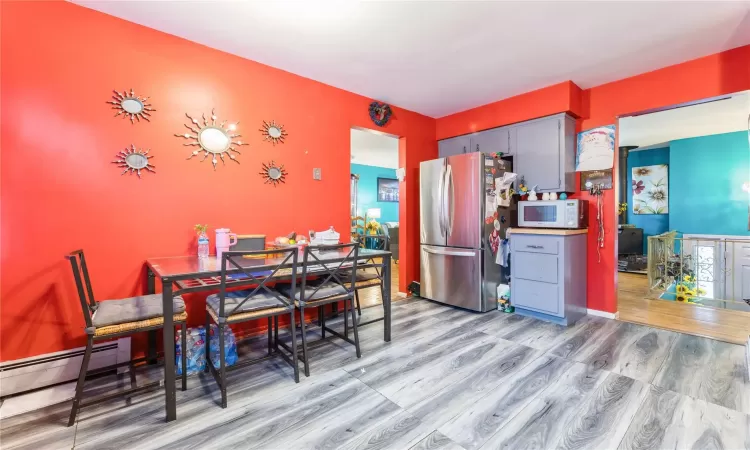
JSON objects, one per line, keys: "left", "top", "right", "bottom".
{"left": 508, "top": 228, "right": 588, "bottom": 236}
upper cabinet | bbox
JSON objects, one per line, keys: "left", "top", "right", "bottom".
{"left": 437, "top": 113, "right": 576, "bottom": 192}
{"left": 438, "top": 135, "right": 471, "bottom": 158}
{"left": 469, "top": 127, "right": 512, "bottom": 155}
{"left": 514, "top": 114, "right": 575, "bottom": 192}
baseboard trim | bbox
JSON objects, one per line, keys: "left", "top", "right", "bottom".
{"left": 587, "top": 309, "right": 619, "bottom": 320}
{"left": 0, "top": 338, "right": 130, "bottom": 398}
{"left": 746, "top": 336, "right": 749, "bottom": 381}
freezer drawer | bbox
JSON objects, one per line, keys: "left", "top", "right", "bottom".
{"left": 420, "top": 245, "right": 482, "bottom": 311}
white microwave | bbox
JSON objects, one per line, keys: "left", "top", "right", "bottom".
{"left": 518, "top": 200, "right": 588, "bottom": 229}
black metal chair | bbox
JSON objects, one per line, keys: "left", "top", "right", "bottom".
{"left": 204, "top": 248, "right": 300, "bottom": 409}
{"left": 66, "top": 250, "right": 187, "bottom": 427}
{"left": 277, "top": 243, "right": 360, "bottom": 377}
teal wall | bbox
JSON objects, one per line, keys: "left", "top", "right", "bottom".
{"left": 669, "top": 131, "right": 750, "bottom": 236}
{"left": 627, "top": 146, "right": 670, "bottom": 253}
{"left": 351, "top": 163, "right": 399, "bottom": 223}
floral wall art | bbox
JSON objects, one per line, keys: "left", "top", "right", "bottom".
{"left": 632, "top": 164, "right": 669, "bottom": 214}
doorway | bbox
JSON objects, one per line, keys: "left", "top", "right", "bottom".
{"left": 615, "top": 91, "right": 750, "bottom": 344}
{"left": 350, "top": 128, "right": 403, "bottom": 309}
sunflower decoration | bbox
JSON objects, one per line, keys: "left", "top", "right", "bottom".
{"left": 676, "top": 284, "right": 688, "bottom": 295}
{"left": 683, "top": 275, "right": 694, "bottom": 283}
{"left": 676, "top": 294, "right": 689, "bottom": 303}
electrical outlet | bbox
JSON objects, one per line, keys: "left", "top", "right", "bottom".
{"left": 313, "top": 168, "right": 322, "bottom": 180}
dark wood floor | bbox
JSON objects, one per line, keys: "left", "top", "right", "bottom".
{"left": 2, "top": 299, "right": 749, "bottom": 449}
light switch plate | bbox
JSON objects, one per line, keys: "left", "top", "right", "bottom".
{"left": 313, "top": 168, "right": 322, "bottom": 180}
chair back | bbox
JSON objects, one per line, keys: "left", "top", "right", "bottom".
{"left": 217, "top": 248, "right": 298, "bottom": 318}
{"left": 299, "top": 242, "right": 359, "bottom": 302}
{"left": 66, "top": 250, "right": 96, "bottom": 329}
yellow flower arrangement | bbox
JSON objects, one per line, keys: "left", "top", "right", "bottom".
{"left": 697, "top": 288, "right": 707, "bottom": 296}
{"left": 365, "top": 220, "right": 381, "bottom": 235}
{"left": 676, "top": 284, "right": 688, "bottom": 294}
{"left": 676, "top": 294, "right": 688, "bottom": 302}
{"left": 683, "top": 275, "right": 694, "bottom": 283}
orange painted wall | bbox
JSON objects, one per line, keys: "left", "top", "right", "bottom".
{"left": 435, "top": 44, "right": 750, "bottom": 313}
{"left": 435, "top": 81, "right": 584, "bottom": 140}
{"left": 0, "top": 1, "right": 436, "bottom": 361}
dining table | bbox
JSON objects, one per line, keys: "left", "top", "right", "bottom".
{"left": 145, "top": 247, "right": 393, "bottom": 422}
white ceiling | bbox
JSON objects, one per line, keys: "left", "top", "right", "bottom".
{"left": 619, "top": 92, "right": 750, "bottom": 149}
{"left": 74, "top": 1, "right": 750, "bottom": 118}
{"left": 350, "top": 129, "right": 399, "bottom": 169}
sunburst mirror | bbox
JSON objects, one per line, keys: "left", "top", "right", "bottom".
{"left": 175, "top": 109, "right": 248, "bottom": 170}
{"left": 108, "top": 89, "right": 154, "bottom": 123}
{"left": 113, "top": 144, "right": 155, "bottom": 178}
{"left": 260, "top": 120, "right": 288, "bottom": 145}
{"left": 260, "top": 160, "right": 288, "bottom": 187}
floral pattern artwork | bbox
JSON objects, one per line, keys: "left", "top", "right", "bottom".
{"left": 632, "top": 164, "right": 668, "bottom": 215}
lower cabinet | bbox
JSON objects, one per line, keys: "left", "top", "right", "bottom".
{"left": 510, "top": 232, "right": 587, "bottom": 326}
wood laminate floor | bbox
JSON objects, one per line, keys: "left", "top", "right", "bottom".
{"left": 2, "top": 299, "right": 749, "bottom": 449}
{"left": 618, "top": 272, "right": 750, "bottom": 345}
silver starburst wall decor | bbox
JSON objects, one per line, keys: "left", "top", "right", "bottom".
{"left": 175, "top": 109, "right": 248, "bottom": 170}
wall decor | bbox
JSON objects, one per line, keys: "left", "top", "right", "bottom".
{"left": 579, "top": 169, "right": 613, "bottom": 191}
{"left": 369, "top": 101, "right": 392, "bottom": 127}
{"left": 175, "top": 109, "right": 248, "bottom": 170}
{"left": 108, "top": 89, "right": 154, "bottom": 123}
{"left": 259, "top": 160, "right": 288, "bottom": 187}
{"left": 260, "top": 120, "right": 288, "bottom": 145}
{"left": 576, "top": 125, "right": 615, "bottom": 171}
{"left": 377, "top": 177, "right": 399, "bottom": 202}
{"left": 632, "top": 164, "right": 669, "bottom": 214}
{"left": 112, "top": 144, "right": 154, "bottom": 178}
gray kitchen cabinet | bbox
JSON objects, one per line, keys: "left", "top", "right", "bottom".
{"left": 437, "top": 113, "right": 575, "bottom": 192}
{"left": 438, "top": 135, "right": 471, "bottom": 158}
{"left": 513, "top": 113, "right": 576, "bottom": 193}
{"left": 510, "top": 231, "right": 587, "bottom": 326}
{"left": 469, "top": 127, "right": 512, "bottom": 155}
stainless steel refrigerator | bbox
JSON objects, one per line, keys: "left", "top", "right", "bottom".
{"left": 420, "top": 152, "right": 515, "bottom": 312}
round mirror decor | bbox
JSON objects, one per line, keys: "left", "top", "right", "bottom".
{"left": 260, "top": 120, "right": 288, "bottom": 145}
{"left": 259, "top": 160, "right": 288, "bottom": 187}
{"left": 175, "top": 109, "right": 248, "bottom": 170}
{"left": 112, "top": 144, "right": 155, "bottom": 178}
{"left": 108, "top": 89, "right": 154, "bottom": 123}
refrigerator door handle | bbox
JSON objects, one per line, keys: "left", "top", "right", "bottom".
{"left": 445, "top": 164, "right": 454, "bottom": 236}
{"left": 437, "top": 165, "right": 446, "bottom": 236}
{"left": 423, "top": 247, "right": 476, "bottom": 257}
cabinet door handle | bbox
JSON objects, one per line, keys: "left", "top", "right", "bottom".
{"left": 526, "top": 245, "right": 543, "bottom": 249}
{"left": 476, "top": 144, "right": 479, "bottom": 152}
{"left": 462, "top": 146, "right": 467, "bottom": 154}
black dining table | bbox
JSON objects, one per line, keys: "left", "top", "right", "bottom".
{"left": 145, "top": 247, "right": 393, "bottom": 422}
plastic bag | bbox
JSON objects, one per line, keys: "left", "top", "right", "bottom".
{"left": 176, "top": 325, "right": 237, "bottom": 375}
{"left": 208, "top": 324, "right": 238, "bottom": 369}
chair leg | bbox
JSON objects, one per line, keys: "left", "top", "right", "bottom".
{"left": 349, "top": 298, "right": 361, "bottom": 358}
{"left": 204, "top": 312, "right": 211, "bottom": 374}
{"left": 344, "top": 296, "right": 349, "bottom": 337}
{"left": 68, "top": 336, "right": 93, "bottom": 427}
{"left": 320, "top": 305, "right": 326, "bottom": 339}
{"left": 267, "top": 317, "right": 273, "bottom": 356}
{"left": 218, "top": 324, "right": 227, "bottom": 409}
{"left": 289, "top": 311, "right": 300, "bottom": 383}
{"left": 355, "top": 290, "right": 362, "bottom": 316}
{"left": 180, "top": 322, "right": 188, "bottom": 391}
{"left": 299, "top": 306, "right": 310, "bottom": 377}
{"left": 273, "top": 315, "right": 279, "bottom": 352}
{"left": 128, "top": 362, "right": 137, "bottom": 390}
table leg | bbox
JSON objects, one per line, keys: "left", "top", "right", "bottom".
{"left": 147, "top": 267, "right": 157, "bottom": 364}
{"left": 161, "top": 278, "right": 177, "bottom": 422}
{"left": 383, "top": 255, "right": 391, "bottom": 342}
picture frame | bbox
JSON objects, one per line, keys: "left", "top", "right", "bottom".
{"left": 377, "top": 177, "right": 399, "bottom": 202}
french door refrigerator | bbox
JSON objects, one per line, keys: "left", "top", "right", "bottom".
{"left": 420, "top": 152, "right": 514, "bottom": 312}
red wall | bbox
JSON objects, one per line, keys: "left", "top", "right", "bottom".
{"left": 0, "top": 1, "right": 436, "bottom": 362}
{"left": 436, "top": 44, "right": 750, "bottom": 314}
